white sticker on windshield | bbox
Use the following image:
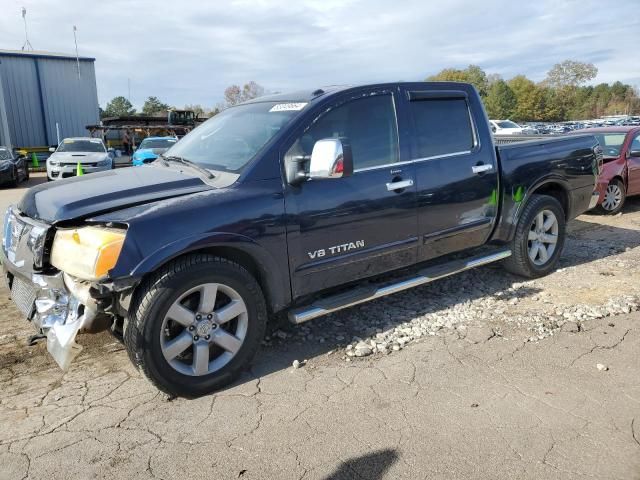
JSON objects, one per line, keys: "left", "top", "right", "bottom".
{"left": 269, "top": 103, "right": 307, "bottom": 112}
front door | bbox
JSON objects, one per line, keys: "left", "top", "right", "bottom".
{"left": 627, "top": 132, "right": 640, "bottom": 195}
{"left": 284, "top": 90, "right": 418, "bottom": 299}
{"left": 402, "top": 88, "right": 500, "bottom": 261}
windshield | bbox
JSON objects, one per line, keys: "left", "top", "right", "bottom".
{"left": 497, "top": 120, "right": 520, "bottom": 129}
{"left": 593, "top": 133, "right": 627, "bottom": 157}
{"left": 139, "top": 138, "right": 177, "bottom": 149}
{"left": 56, "top": 139, "right": 106, "bottom": 153}
{"left": 0, "top": 148, "right": 10, "bottom": 161}
{"left": 165, "top": 101, "right": 306, "bottom": 172}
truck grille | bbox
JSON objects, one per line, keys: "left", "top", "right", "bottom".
{"left": 60, "top": 162, "right": 98, "bottom": 167}
{"left": 11, "top": 275, "right": 36, "bottom": 318}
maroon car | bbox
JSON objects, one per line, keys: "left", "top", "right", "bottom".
{"left": 576, "top": 127, "right": 640, "bottom": 214}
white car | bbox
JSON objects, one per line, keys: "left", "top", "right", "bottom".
{"left": 490, "top": 120, "right": 536, "bottom": 135}
{"left": 47, "top": 138, "right": 114, "bottom": 181}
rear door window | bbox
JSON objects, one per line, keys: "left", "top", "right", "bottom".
{"left": 408, "top": 97, "right": 475, "bottom": 159}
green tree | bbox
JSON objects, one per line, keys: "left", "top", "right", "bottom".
{"left": 142, "top": 96, "right": 170, "bottom": 116}
{"left": 104, "top": 96, "right": 135, "bottom": 117}
{"left": 425, "top": 61, "right": 640, "bottom": 121}
{"left": 483, "top": 80, "right": 516, "bottom": 119}
{"left": 427, "top": 65, "right": 488, "bottom": 97}
{"left": 508, "top": 75, "right": 546, "bottom": 121}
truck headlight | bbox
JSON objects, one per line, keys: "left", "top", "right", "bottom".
{"left": 50, "top": 226, "right": 126, "bottom": 280}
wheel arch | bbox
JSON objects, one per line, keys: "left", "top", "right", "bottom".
{"left": 528, "top": 181, "right": 570, "bottom": 220}
{"left": 609, "top": 175, "right": 626, "bottom": 189}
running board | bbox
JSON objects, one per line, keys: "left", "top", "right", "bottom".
{"left": 288, "top": 249, "right": 511, "bottom": 325}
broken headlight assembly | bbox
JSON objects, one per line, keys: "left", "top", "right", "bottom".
{"left": 50, "top": 226, "right": 126, "bottom": 281}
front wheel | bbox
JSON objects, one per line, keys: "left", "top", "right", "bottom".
{"left": 503, "top": 194, "right": 566, "bottom": 278}
{"left": 124, "top": 254, "right": 267, "bottom": 397}
{"left": 598, "top": 179, "right": 625, "bottom": 215}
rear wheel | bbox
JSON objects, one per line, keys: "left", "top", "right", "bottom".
{"left": 124, "top": 254, "right": 267, "bottom": 397}
{"left": 503, "top": 194, "right": 566, "bottom": 278}
{"left": 598, "top": 179, "right": 625, "bottom": 215}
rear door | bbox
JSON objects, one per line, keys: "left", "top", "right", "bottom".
{"left": 283, "top": 88, "right": 418, "bottom": 298}
{"left": 402, "top": 88, "right": 499, "bottom": 261}
{"left": 627, "top": 132, "right": 640, "bottom": 195}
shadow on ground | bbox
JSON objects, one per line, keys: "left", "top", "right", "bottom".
{"left": 321, "top": 449, "right": 398, "bottom": 480}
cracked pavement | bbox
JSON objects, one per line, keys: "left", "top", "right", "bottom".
{"left": 1, "top": 176, "right": 640, "bottom": 479}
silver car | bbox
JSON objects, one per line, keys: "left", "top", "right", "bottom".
{"left": 47, "top": 137, "right": 113, "bottom": 181}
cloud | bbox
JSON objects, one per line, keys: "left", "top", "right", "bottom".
{"left": 0, "top": 0, "right": 637, "bottom": 108}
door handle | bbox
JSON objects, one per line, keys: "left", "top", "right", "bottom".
{"left": 472, "top": 164, "right": 493, "bottom": 174}
{"left": 386, "top": 179, "right": 414, "bottom": 191}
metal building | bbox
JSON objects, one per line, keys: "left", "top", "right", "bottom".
{"left": 0, "top": 49, "right": 100, "bottom": 149}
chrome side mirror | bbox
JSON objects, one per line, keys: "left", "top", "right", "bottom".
{"left": 630, "top": 150, "right": 640, "bottom": 158}
{"left": 308, "top": 138, "right": 353, "bottom": 180}
{"left": 49, "top": 147, "right": 56, "bottom": 153}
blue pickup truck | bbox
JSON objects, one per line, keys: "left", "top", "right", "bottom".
{"left": 2, "top": 82, "right": 601, "bottom": 397}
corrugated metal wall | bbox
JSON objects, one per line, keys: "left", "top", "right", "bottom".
{"left": 38, "top": 58, "right": 100, "bottom": 145}
{"left": 0, "top": 56, "right": 46, "bottom": 146}
{"left": 0, "top": 53, "right": 99, "bottom": 147}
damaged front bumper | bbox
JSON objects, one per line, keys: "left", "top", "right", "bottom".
{"left": 1, "top": 206, "right": 105, "bottom": 370}
{"left": 4, "top": 269, "right": 99, "bottom": 369}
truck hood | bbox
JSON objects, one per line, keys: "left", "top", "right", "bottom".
{"left": 18, "top": 165, "right": 214, "bottom": 223}
{"left": 49, "top": 152, "right": 109, "bottom": 164}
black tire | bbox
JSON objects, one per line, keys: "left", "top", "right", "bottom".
{"left": 503, "top": 194, "right": 566, "bottom": 278}
{"left": 124, "top": 254, "right": 267, "bottom": 398}
{"left": 597, "top": 179, "right": 625, "bottom": 215}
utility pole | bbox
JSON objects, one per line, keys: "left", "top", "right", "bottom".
{"left": 21, "top": 7, "right": 33, "bottom": 51}
{"left": 73, "top": 25, "right": 81, "bottom": 80}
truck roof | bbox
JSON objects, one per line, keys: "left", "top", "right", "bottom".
{"left": 243, "top": 82, "right": 477, "bottom": 105}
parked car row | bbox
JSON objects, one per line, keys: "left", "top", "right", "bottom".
{"left": 521, "top": 116, "right": 640, "bottom": 135}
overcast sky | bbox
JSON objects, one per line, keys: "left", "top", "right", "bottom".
{"left": 1, "top": 0, "right": 638, "bottom": 110}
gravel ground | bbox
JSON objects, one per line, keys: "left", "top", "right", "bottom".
{"left": 1, "top": 180, "right": 639, "bottom": 479}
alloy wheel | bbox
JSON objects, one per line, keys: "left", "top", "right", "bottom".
{"left": 160, "top": 283, "right": 248, "bottom": 376}
{"left": 602, "top": 183, "right": 623, "bottom": 211}
{"left": 527, "top": 209, "right": 559, "bottom": 266}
